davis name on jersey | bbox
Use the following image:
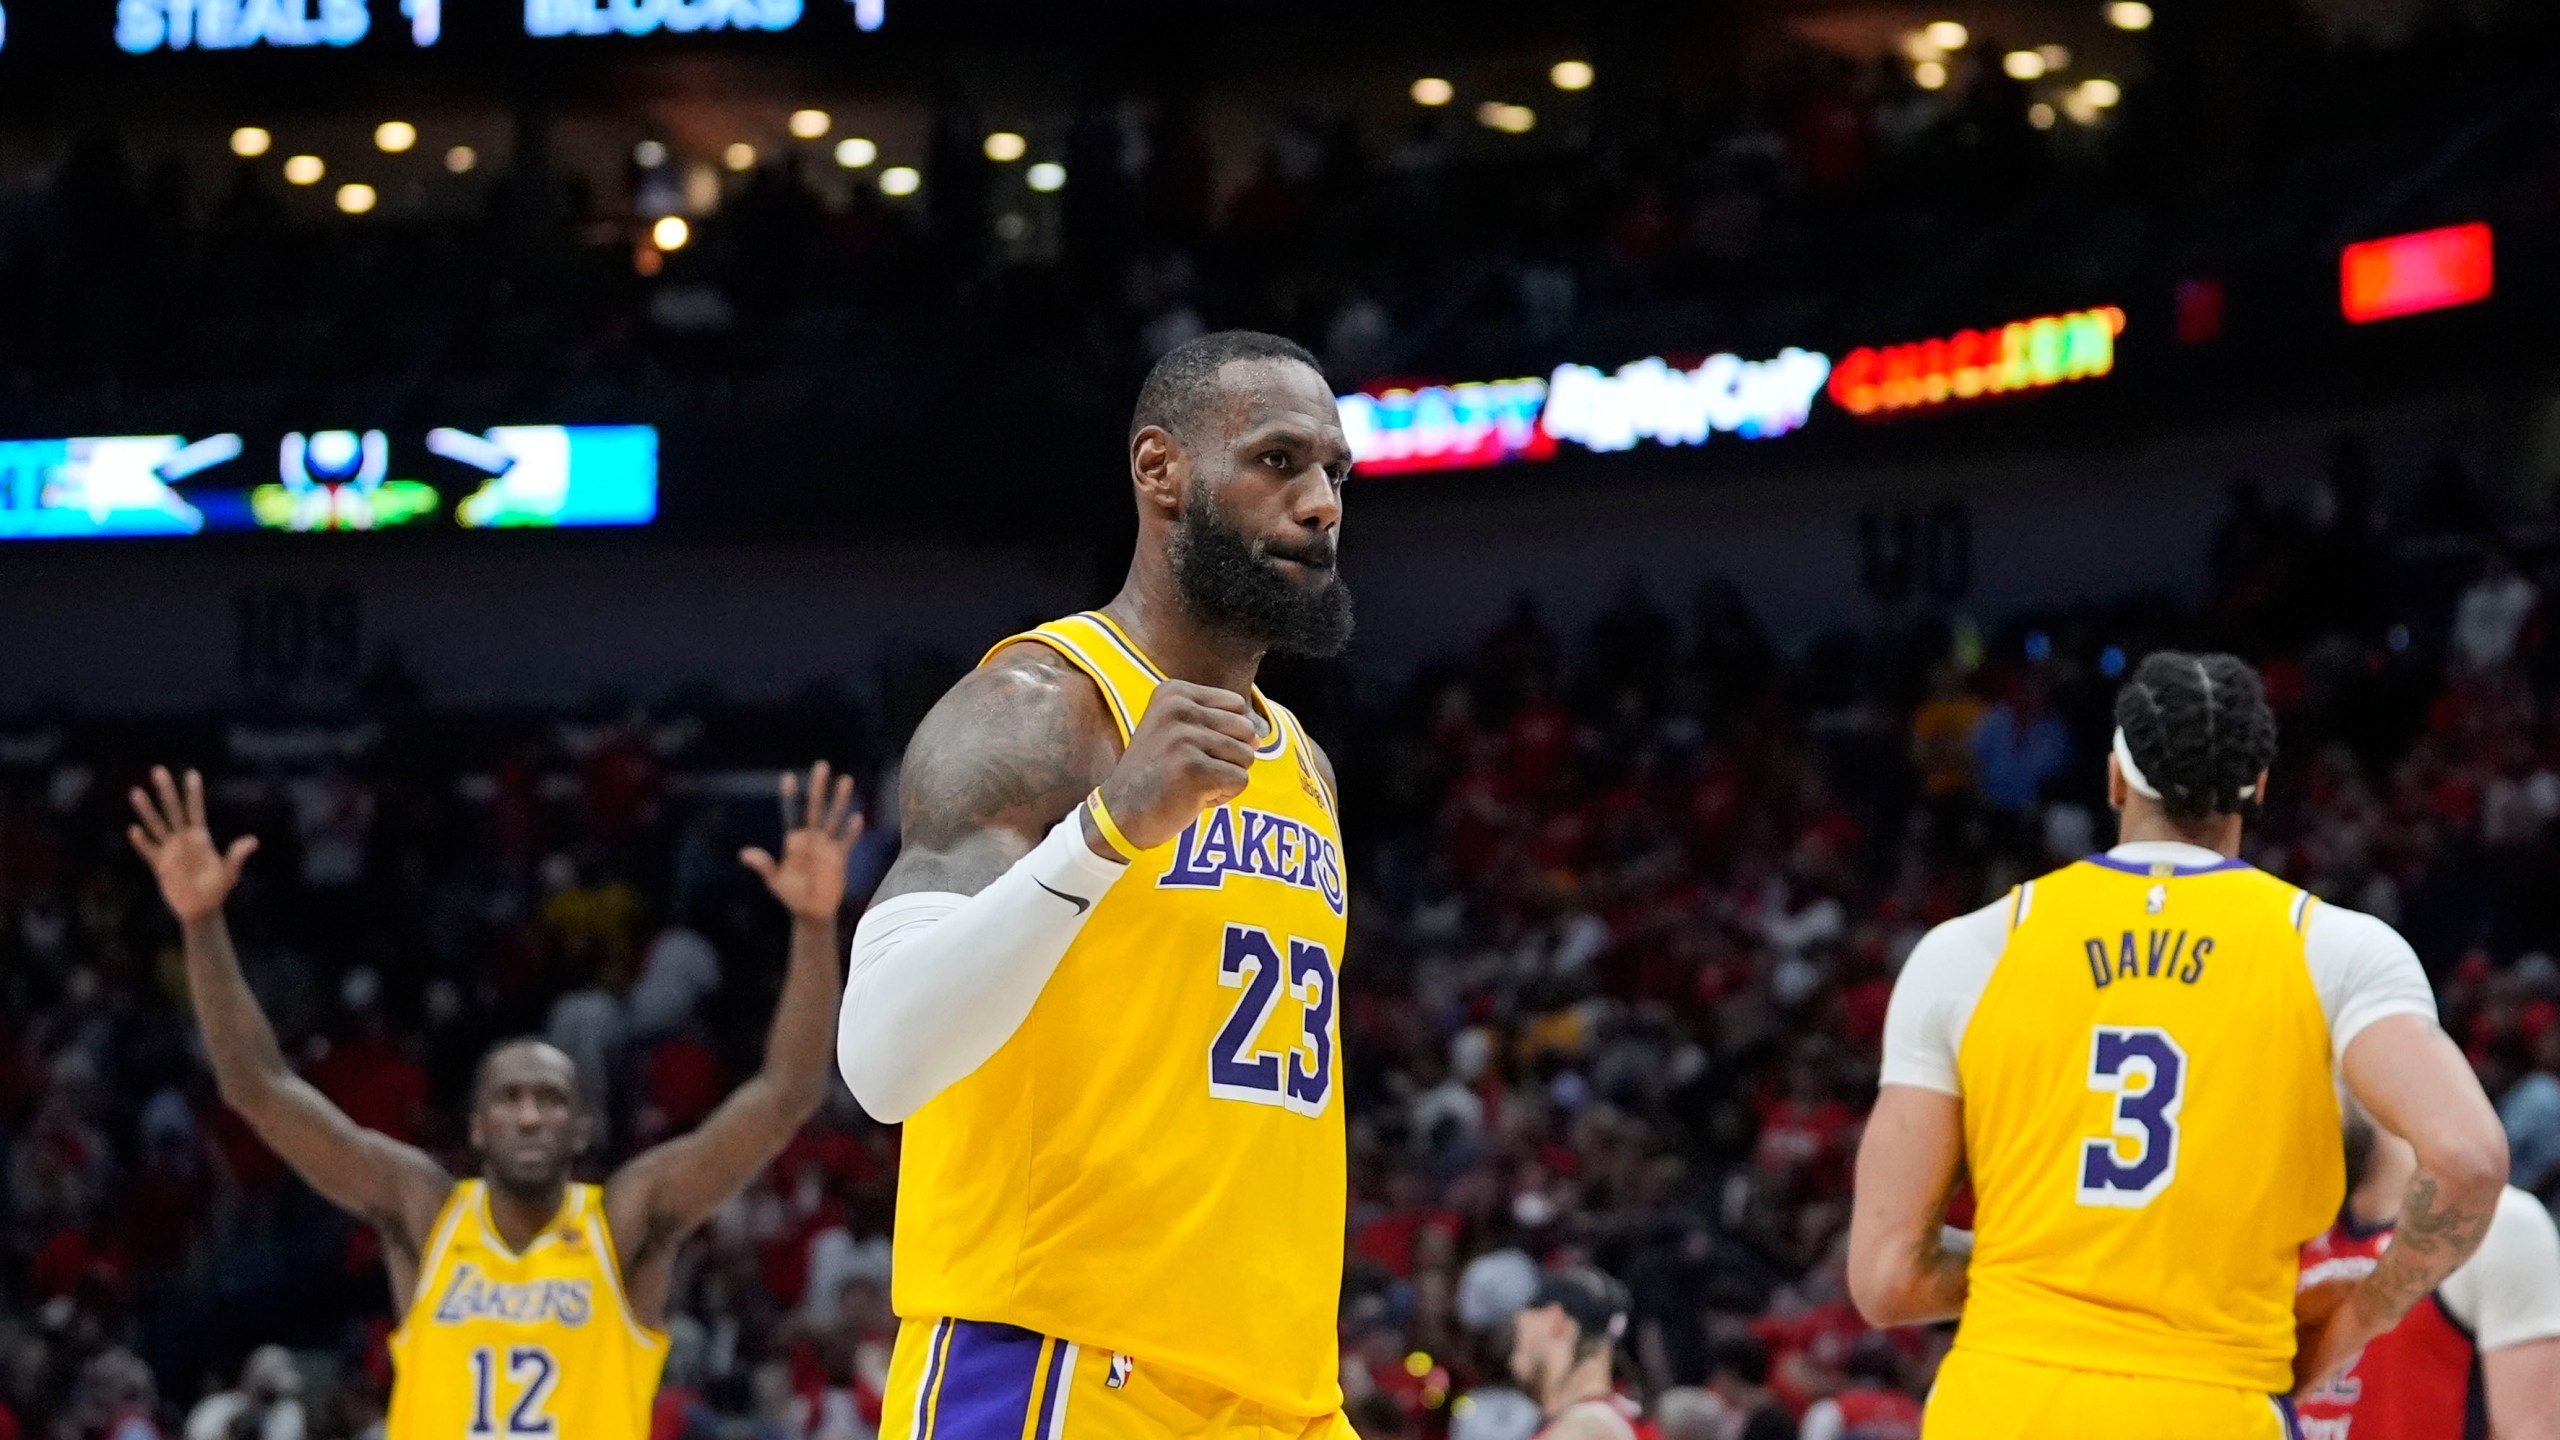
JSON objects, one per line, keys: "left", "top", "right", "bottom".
{"left": 2082, "top": 927, "right": 2216, "bottom": 987}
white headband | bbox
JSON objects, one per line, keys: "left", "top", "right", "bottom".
{"left": 2113, "top": 727, "right": 2256, "bottom": 805}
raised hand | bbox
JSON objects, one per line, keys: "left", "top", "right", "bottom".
{"left": 1094, "top": 679, "right": 1259, "bottom": 851}
{"left": 739, "top": 761, "right": 864, "bottom": 925}
{"left": 128, "top": 766, "right": 260, "bottom": 925}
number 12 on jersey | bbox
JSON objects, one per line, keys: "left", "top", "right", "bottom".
{"left": 2077, "top": 1025, "right": 2186, "bottom": 1208}
{"left": 468, "top": 1345, "right": 558, "bottom": 1438}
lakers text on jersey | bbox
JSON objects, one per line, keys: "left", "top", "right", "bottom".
{"left": 387, "top": 1181, "right": 668, "bottom": 1440}
{"left": 890, "top": 611, "right": 1350, "bottom": 1419}
{"left": 1953, "top": 855, "right": 2343, "bottom": 1396}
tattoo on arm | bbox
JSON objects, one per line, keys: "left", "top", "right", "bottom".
{"left": 874, "top": 649, "right": 1115, "bottom": 900}
{"left": 2365, "top": 1172, "right": 2496, "bottom": 1319}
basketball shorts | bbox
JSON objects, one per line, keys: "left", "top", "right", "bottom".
{"left": 883, "top": 1316, "right": 1360, "bottom": 1440}
{"left": 1925, "top": 1349, "right": 2299, "bottom": 1440}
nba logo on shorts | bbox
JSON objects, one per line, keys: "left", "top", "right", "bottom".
{"left": 1106, "top": 1354, "right": 1134, "bottom": 1390}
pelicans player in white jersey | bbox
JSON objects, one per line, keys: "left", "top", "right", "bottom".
{"left": 835, "top": 331, "right": 1356, "bottom": 1440}
{"left": 129, "top": 762, "right": 863, "bottom": 1440}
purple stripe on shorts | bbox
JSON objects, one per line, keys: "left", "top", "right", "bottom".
{"left": 1030, "top": 1337, "right": 1071, "bottom": 1440}
{"left": 926, "top": 1321, "right": 1048, "bottom": 1440}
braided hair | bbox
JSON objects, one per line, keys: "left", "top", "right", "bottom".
{"left": 2113, "top": 651, "right": 2278, "bottom": 824}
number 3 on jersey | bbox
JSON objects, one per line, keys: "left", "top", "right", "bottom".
{"left": 1209, "top": 923, "right": 1336, "bottom": 1116}
{"left": 2078, "top": 1026, "right": 2186, "bottom": 1208}
{"left": 468, "top": 1346, "right": 558, "bottom": 1438}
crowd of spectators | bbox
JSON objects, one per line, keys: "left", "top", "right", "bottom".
{"left": 3, "top": 0, "right": 2553, "bottom": 439}
{"left": 2, "top": 431, "right": 2558, "bottom": 1440}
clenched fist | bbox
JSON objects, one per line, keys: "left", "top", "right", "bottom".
{"left": 1092, "top": 680, "right": 1261, "bottom": 852}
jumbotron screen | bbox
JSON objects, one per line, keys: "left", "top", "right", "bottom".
{"left": 0, "top": 423, "right": 657, "bottom": 539}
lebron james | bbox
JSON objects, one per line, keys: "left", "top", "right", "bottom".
{"left": 835, "top": 331, "right": 1355, "bottom": 1440}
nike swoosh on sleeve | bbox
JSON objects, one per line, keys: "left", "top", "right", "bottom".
{"left": 1034, "top": 879, "right": 1091, "bottom": 915}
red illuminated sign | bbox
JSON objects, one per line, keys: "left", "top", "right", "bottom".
{"left": 2341, "top": 223, "right": 2493, "bottom": 324}
{"left": 1829, "top": 307, "right": 2124, "bottom": 418}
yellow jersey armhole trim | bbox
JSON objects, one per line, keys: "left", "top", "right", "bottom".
{"left": 391, "top": 1179, "right": 476, "bottom": 1349}
{"left": 585, "top": 1184, "right": 671, "bottom": 1350}
{"left": 2292, "top": 889, "right": 2319, "bottom": 934}
{"left": 986, "top": 627, "right": 1137, "bottom": 744}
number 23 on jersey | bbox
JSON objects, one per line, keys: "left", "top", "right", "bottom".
{"left": 1208, "top": 922, "right": 1336, "bottom": 1115}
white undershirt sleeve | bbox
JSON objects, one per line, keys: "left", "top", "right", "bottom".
{"left": 2302, "top": 902, "right": 2439, "bottom": 1068}
{"left": 1879, "top": 896, "right": 2012, "bottom": 1097}
{"left": 835, "top": 812, "right": 1130, "bottom": 1123}
{"left": 2438, "top": 1187, "right": 2560, "bottom": 1351}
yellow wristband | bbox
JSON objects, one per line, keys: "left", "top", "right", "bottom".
{"left": 1085, "top": 789, "right": 1141, "bottom": 860}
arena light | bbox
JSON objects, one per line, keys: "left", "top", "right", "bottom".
{"left": 651, "top": 215, "right": 690, "bottom": 250}
{"left": 1549, "top": 60, "right": 1593, "bottom": 91}
{"left": 2028, "top": 102, "right": 2057, "bottom": 129}
{"left": 2341, "top": 223, "right": 2493, "bottom": 323}
{"left": 1829, "top": 306, "right": 2125, "bottom": 417}
{"left": 1914, "top": 61, "right": 1948, "bottom": 91}
{"left": 878, "top": 165, "right": 921, "bottom": 196}
{"left": 1411, "top": 77, "right": 1454, "bottom": 106}
{"left": 834, "top": 137, "right": 877, "bottom": 168}
{"left": 789, "top": 109, "right": 831, "bottom": 139}
{"left": 1026, "top": 162, "right": 1066, "bottom": 192}
{"left": 283, "top": 154, "right": 325, "bottom": 185}
{"left": 1923, "top": 20, "right": 1969, "bottom": 49}
{"left": 2078, "top": 77, "right": 2122, "bottom": 108}
{"left": 984, "top": 131, "right": 1027, "bottom": 163}
{"left": 2037, "top": 43, "right": 2072, "bottom": 69}
{"left": 230, "top": 126, "right": 273, "bottom": 158}
{"left": 2003, "top": 50, "right": 2047, "bottom": 79}
{"left": 334, "top": 183, "right": 377, "bottom": 214}
{"left": 445, "top": 145, "right": 478, "bottom": 174}
{"left": 634, "top": 139, "right": 668, "bottom": 168}
{"left": 2107, "top": 1, "right": 2154, "bottom": 30}
{"left": 1338, "top": 346, "right": 1832, "bottom": 475}
{"left": 1476, "top": 102, "right": 1537, "bottom": 134}
{"left": 722, "top": 142, "right": 757, "bottom": 172}
{"left": 374, "top": 121, "right": 417, "bottom": 153}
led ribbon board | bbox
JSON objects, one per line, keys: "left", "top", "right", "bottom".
{"left": 114, "top": 0, "right": 439, "bottom": 52}
{"left": 1339, "top": 349, "right": 1832, "bottom": 476}
{"left": 525, "top": 0, "right": 882, "bottom": 37}
{"left": 2341, "top": 223, "right": 2493, "bottom": 324}
{"left": 0, "top": 424, "right": 657, "bottom": 539}
{"left": 1828, "top": 307, "right": 2124, "bottom": 418}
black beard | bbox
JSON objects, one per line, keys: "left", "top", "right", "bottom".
{"left": 1168, "top": 486, "right": 1354, "bottom": 658}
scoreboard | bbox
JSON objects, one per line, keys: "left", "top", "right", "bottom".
{"left": 0, "top": 0, "right": 884, "bottom": 60}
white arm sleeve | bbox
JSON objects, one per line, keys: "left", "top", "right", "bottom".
{"left": 2303, "top": 902, "right": 2439, "bottom": 1067}
{"left": 2439, "top": 1187, "right": 2560, "bottom": 1351}
{"left": 835, "top": 813, "right": 1129, "bottom": 1122}
{"left": 1879, "top": 896, "right": 2011, "bottom": 1097}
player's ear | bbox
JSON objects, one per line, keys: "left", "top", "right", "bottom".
{"left": 2249, "top": 768, "right": 2271, "bottom": 809}
{"left": 1130, "top": 425, "right": 1185, "bottom": 517}
{"left": 571, "top": 1110, "right": 597, "bottom": 1157}
{"left": 2106, "top": 752, "right": 2130, "bottom": 811}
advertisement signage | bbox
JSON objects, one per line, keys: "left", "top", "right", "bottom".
{"left": 1339, "top": 348, "right": 1831, "bottom": 477}
{"left": 0, "top": 424, "right": 657, "bottom": 540}
{"left": 1827, "top": 307, "right": 2124, "bottom": 418}
{"left": 2341, "top": 223, "right": 2492, "bottom": 324}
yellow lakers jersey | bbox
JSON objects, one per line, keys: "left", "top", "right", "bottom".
{"left": 892, "top": 611, "right": 1350, "bottom": 1416}
{"left": 1954, "top": 855, "right": 2343, "bottom": 1394}
{"left": 388, "top": 1182, "right": 669, "bottom": 1440}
